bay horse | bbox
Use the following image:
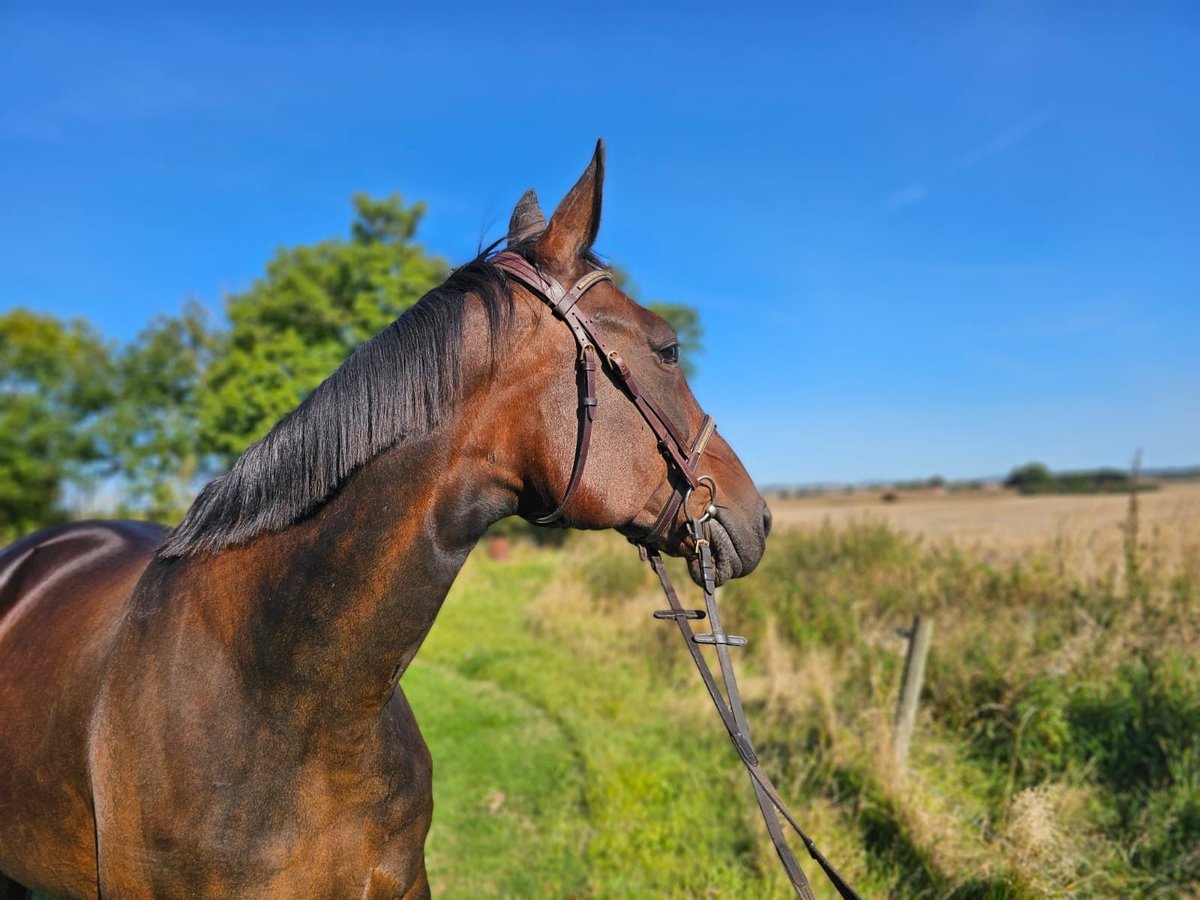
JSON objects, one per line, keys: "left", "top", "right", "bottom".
{"left": 0, "top": 143, "right": 770, "bottom": 899}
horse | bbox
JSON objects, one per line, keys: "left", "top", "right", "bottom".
{"left": 0, "top": 142, "right": 771, "bottom": 899}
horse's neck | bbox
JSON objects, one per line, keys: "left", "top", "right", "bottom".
{"left": 188, "top": 421, "right": 514, "bottom": 735}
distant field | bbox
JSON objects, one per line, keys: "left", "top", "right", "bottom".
{"left": 770, "top": 480, "right": 1200, "bottom": 572}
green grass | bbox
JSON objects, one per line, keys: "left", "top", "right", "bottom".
{"left": 405, "top": 552, "right": 809, "bottom": 898}
{"left": 406, "top": 509, "right": 1200, "bottom": 898}
{"left": 406, "top": 663, "right": 589, "bottom": 897}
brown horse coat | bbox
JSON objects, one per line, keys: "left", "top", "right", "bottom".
{"left": 0, "top": 144, "right": 769, "bottom": 898}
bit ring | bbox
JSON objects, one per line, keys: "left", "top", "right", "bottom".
{"left": 684, "top": 475, "right": 718, "bottom": 525}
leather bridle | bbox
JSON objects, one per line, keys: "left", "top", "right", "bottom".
{"left": 491, "top": 251, "right": 860, "bottom": 900}
{"left": 491, "top": 251, "right": 715, "bottom": 534}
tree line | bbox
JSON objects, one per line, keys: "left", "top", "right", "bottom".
{"left": 1003, "top": 461, "right": 1153, "bottom": 495}
{"left": 1, "top": 195, "right": 701, "bottom": 539}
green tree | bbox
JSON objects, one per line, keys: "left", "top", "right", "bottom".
{"left": 199, "top": 194, "right": 449, "bottom": 463}
{"left": 0, "top": 310, "right": 114, "bottom": 537}
{"left": 609, "top": 264, "right": 704, "bottom": 377}
{"left": 103, "top": 301, "right": 215, "bottom": 521}
{"left": 647, "top": 302, "right": 703, "bottom": 378}
{"left": 1005, "top": 461, "right": 1054, "bottom": 492}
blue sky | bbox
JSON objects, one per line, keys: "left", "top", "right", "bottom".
{"left": 2, "top": 3, "right": 1197, "bottom": 484}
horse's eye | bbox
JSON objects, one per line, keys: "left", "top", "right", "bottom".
{"left": 657, "top": 343, "right": 680, "bottom": 366}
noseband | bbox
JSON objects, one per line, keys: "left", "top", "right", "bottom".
{"left": 490, "top": 251, "right": 859, "bottom": 900}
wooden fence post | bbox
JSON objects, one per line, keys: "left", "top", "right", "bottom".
{"left": 893, "top": 614, "right": 933, "bottom": 772}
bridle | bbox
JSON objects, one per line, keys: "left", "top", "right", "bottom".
{"left": 490, "top": 251, "right": 716, "bottom": 535}
{"left": 491, "top": 251, "right": 860, "bottom": 900}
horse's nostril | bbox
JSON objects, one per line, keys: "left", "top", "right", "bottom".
{"left": 761, "top": 503, "right": 773, "bottom": 538}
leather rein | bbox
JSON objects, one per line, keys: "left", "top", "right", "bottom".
{"left": 490, "top": 251, "right": 860, "bottom": 900}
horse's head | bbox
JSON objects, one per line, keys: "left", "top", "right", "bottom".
{"left": 496, "top": 142, "right": 769, "bottom": 586}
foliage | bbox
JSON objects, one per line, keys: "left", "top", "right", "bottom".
{"left": 198, "top": 194, "right": 449, "bottom": 464}
{"left": 1004, "top": 461, "right": 1053, "bottom": 491}
{"left": 648, "top": 302, "right": 703, "bottom": 378}
{"left": 572, "top": 536, "right": 652, "bottom": 607}
{"left": 1005, "top": 460, "right": 1151, "bottom": 495}
{"left": 102, "top": 301, "right": 216, "bottom": 522}
{"left": 610, "top": 262, "right": 705, "bottom": 377}
{"left": 0, "top": 309, "right": 114, "bottom": 538}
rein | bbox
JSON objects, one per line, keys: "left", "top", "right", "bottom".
{"left": 490, "top": 251, "right": 860, "bottom": 900}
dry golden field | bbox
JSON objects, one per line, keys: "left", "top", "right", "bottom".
{"left": 769, "top": 480, "right": 1200, "bottom": 574}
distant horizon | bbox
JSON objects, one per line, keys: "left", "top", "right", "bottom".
{"left": 762, "top": 461, "right": 1200, "bottom": 491}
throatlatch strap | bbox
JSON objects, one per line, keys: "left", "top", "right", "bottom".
{"left": 534, "top": 346, "right": 597, "bottom": 524}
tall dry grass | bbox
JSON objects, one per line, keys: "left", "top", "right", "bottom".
{"left": 522, "top": 484, "right": 1200, "bottom": 897}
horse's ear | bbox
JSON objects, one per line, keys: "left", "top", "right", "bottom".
{"left": 507, "top": 189, "right": 546, "bottom": 245}
{"left": 538, "top": 139, "right": 605, "bottom": 267}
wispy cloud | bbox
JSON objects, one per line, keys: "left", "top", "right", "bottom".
{"left": 885, "top": 182, "right": 928, "bottom": 210}
{"left": 884, "top": 109, "right": 1056, "bottom": 211}
{"left": 954, "top": 108, "right": 1055, "bottom": 171}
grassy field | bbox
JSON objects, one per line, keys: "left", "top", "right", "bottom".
{"left": 404, "top": 483, "right": 1200, "bottom": 898}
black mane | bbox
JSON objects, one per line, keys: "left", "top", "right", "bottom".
{"left": 159, "top": 256, "right": 513, "bottom": 558}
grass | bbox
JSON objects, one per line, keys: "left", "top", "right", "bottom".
{"left": 406, "top": 663, "right": 589, "bottom": 897}
{"left": 407, "top": 551, "right": 792, "bottom": 897}
{"left": 407, "top": 483, "right": 1200, "bottom": 897}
